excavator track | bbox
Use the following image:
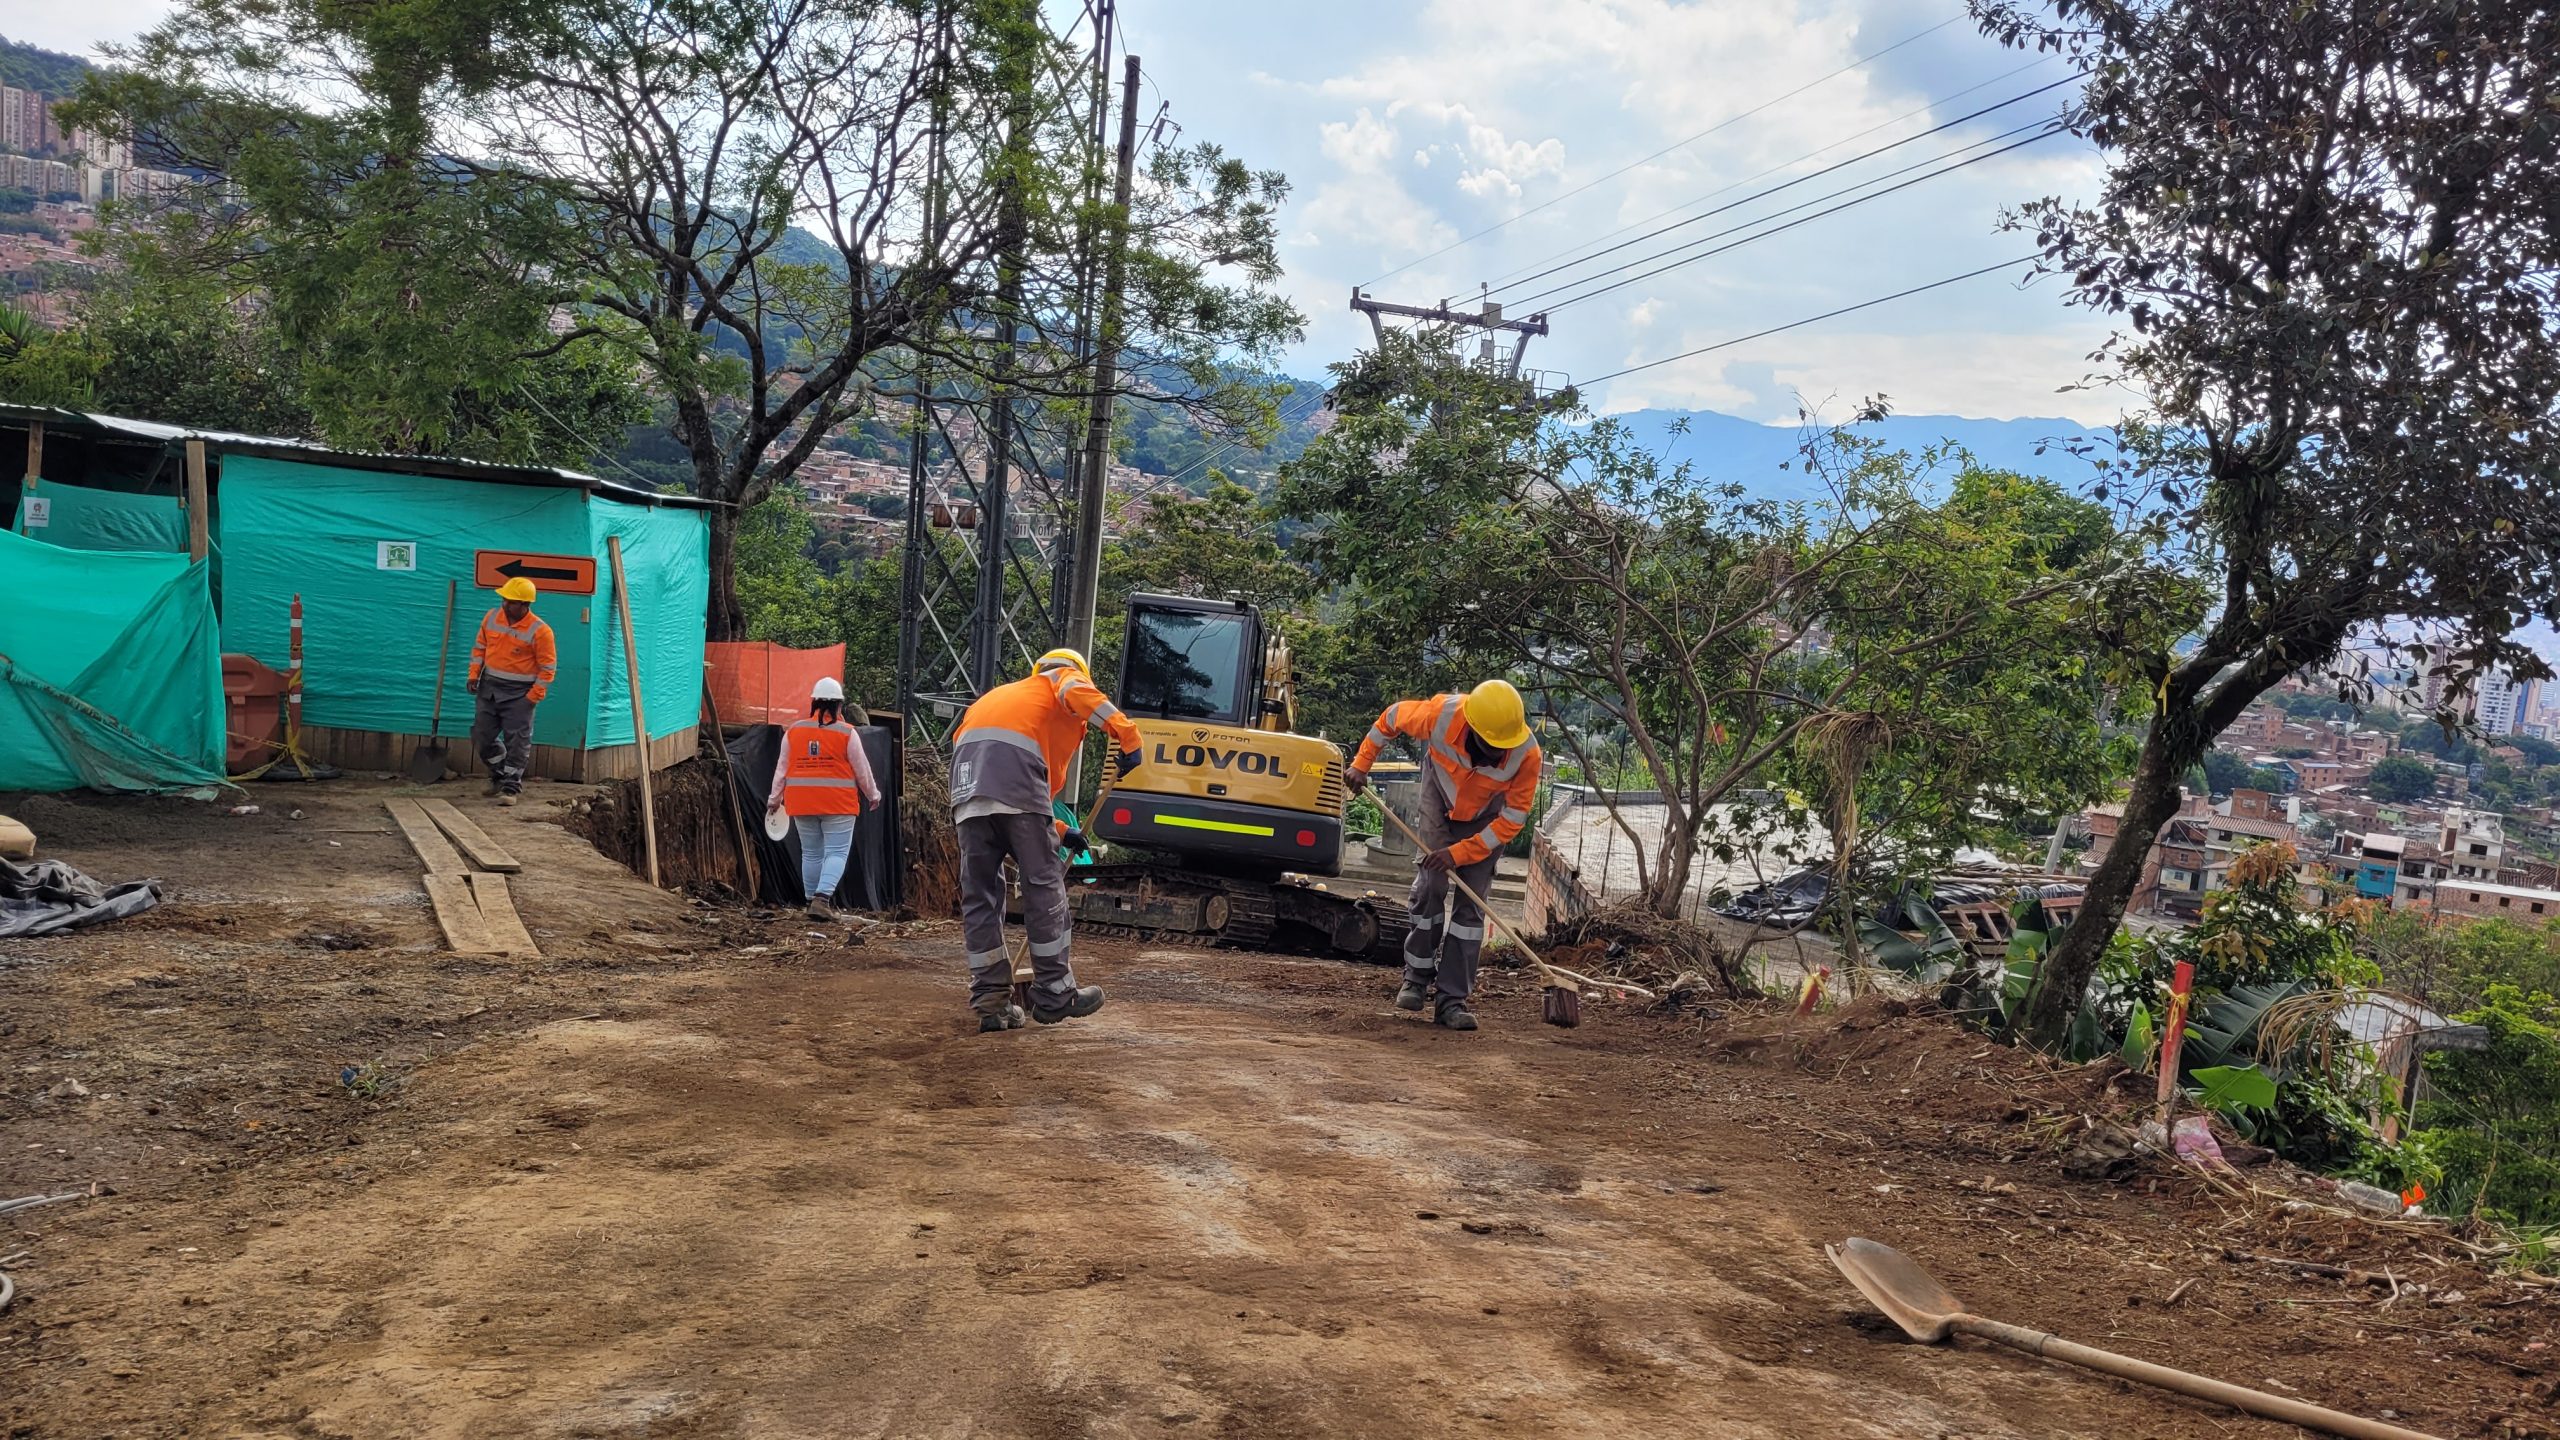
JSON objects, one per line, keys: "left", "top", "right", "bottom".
{"left": 1064, "top": 862, "right": 1411, "bottom": 966}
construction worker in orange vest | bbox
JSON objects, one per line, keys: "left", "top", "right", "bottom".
{"left": 949, "top": 647, "right": 1144, "bottom": 1034}
{"left": 765, "top": 677, "right": 882, "bottom": 922}
{"left": 1346, "top": 679, "right": 1542, "bottom": 1031}
{"left": 465, "top": 576, "right": 557, "bottom": 806}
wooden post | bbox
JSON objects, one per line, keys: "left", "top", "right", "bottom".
{"left": 184, "top": 440, "right": 209, "bottom": 562}
{"left": 606, "top": 535, "right": 660, "bottom": 888}
{"left": 22, "top": 419, "right": 39, "bottom": 483}
{"left": 701, "top": 670, "right": 760, "bottom": 900}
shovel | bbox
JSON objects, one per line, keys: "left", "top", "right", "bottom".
{"left": 1826, "top": 1237, "right": 2442, "bottom": 1440}
{"left": 1012, "top": 776, "right": 1122, "bottom": 1009}
{"left": 1372, "top": 800, "right": 1650, "bottom": 1025}
{"left": 406, "top": 579, "right": 459, "bottom": 785}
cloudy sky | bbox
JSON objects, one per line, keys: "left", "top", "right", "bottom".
{"left": 13, "top": 0, "right": 2122, "bottom": 424}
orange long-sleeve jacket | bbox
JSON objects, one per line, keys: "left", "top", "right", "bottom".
{"left": 1351, "top": 694, "right": 1542, "bottom": 865}
{"left": 468, "top": 607, "right": 558, "bottom": 704}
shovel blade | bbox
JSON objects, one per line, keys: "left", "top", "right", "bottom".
{"left": 404, "top": 742, "right": 449, "bottom": 785}
{"left": 1826, "top": 1237, "right": 1964, "bottom": 1343}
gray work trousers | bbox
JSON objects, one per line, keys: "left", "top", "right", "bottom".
{"left": 471, "top": 679, "right": 536, "bottom": 794}
{"left": 1404, "top": 798, "right": 1504, "bottom": 1003}
{"left": 957, "top": 811, "right": 1077, "bottom": 1015}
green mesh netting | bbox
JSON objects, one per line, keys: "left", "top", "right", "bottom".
{"left": 0, "top": 528, "right": 228, "bottom": 794}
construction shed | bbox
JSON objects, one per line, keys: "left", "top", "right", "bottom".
{"left": 3, "top": 406, "right": 714, "bottom": 787}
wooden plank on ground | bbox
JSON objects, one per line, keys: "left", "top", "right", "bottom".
{"left": 466, "top": 871, "right": 541, "bottom": 956}
{"left": 422, "top": 874, "right": 500, "bottom": 954}
{"left": 384, "top": 798, "right": 465, "bottom": 875}
{"left": 420, "top": 798, "right": 523, "bottom": 873}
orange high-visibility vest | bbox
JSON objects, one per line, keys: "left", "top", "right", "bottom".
{"left": 1351, "top": 694, "right": 1542, "bottom": 866}
{"left": 468, "top": 608, "right": 559, "bottom": 702}
{"left": 782, "top": 720, "right": 866, "bottom": 816}
{"left": 950, "top": 666, "right": 1144, "bottom": 815}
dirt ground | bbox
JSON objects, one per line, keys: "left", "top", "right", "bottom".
{"left": 3, "top": 780, "right": 2554, "bottom": 1439}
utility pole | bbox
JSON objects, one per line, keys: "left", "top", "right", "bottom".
{"left": 1063, "top": 53, "right": 1143, "bottom": 664}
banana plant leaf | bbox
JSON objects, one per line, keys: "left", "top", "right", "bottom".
{"left": 2181, "top": 980, "right": 2310, "bottom": 1073}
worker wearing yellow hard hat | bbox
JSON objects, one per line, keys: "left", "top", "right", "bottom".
{"left": 945, "top": 646, "right": 1144, "bottom": 1033}
{"left": 1345, "top": 679, "right": 1543, "bottom": 1030}
{"left": 466, "top": 576, "right": 557, "bottom": 806}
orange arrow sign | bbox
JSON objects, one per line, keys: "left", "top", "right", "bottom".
{"left": 474, "top": 549, "right": 597, "bottom": 595}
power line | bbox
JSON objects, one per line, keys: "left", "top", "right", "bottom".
{"left": 1359, "top": 13, "right": 1966, "bottom": 289}
{"left": 1486, "top": 77, "right": 2074, "bottom": 303}
{"left": 1577, "top": 255, "right": 2042, "bottom": 387}
{"left": 1535, "top": 126, "right": 2063, "bottom": 314}
{"left": 1480, "top": 56, "right": 2057, "bottom": 291}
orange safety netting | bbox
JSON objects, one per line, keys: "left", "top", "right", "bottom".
{"left": 703, "top": 641, "right": 848, "bottom": 726}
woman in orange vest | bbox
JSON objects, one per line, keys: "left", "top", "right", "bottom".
{"left": 765, "top": 677, "right": 882, "bottom": 921}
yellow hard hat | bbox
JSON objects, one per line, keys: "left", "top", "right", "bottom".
{"left": 1034, "top": 647, "right": 1088, "bottom": 675}
{"left": 1463, "top": 679, "right": 1532, "bottom": 750}
{"left": 497, "top": 577, "right": 538, "bottom": 603}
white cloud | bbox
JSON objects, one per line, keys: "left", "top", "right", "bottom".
{"left": 1140, "top": 0, "right": 2113, "bottom": 420}
{"left": 1317, "top": 108, "right": 1398, "bottom": 173}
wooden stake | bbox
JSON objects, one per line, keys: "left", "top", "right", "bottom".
{"left": 606, "top": 535, "right": 659, "bottom": 888}
{"left": 700, "top": 671, "right": 760, "bottom": 900}
{"left": 183, "top": 439, "right": 209, "bottom": 562}
{"left": 22, "top": 419, "right": 39, "bottom": 484}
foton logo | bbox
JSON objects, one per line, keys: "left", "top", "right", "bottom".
{"left": 1154, "top": 741, "right": 1286, "bottom": 775}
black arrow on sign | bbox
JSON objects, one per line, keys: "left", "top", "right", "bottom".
{"left": 497, "top": 558, "right": 583, "bottom": 582}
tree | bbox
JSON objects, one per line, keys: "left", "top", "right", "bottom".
{"left": 2367, "top": 755, "right": 2437, "bottom": 806}
{"left": 1978, "top": 0, "right": 2560, "bottom": 1046}
{"left": 1280, "top": 333, "right": 2126, "bottom": 920}
{"left": 455, "top": 0, "right": 1299, "bottom": 637}
{"left": 64, "top": 0, "right": 641, "bottom": 464}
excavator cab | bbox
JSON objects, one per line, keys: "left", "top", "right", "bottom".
{"left": 1096, "top": 593, "right": 1345, "bottom": 875}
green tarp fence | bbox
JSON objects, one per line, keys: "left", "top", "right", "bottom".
{"left": 215, "top": 458, "right": 706, "bottom": 748}
{"left": 0, "top": 527, "right": 228, "bottom": 793}
{"left": 14, "top": 483, "right": 188, "bottom": 554}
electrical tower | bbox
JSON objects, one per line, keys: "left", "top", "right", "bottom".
{"left": 895, "top": 0, "right": 1141, "bottom": 750}
{"left": 1347, "top": 287, "right": 1569, "bottom": 401}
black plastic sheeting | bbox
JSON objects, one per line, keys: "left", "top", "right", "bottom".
{"left": 723, "top": 723, "right": 899, "bottom": 911}
{"left": 0, "top": 856, "right": 164, "bottom": 938}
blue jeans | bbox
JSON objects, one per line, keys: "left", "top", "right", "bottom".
{"left": 793, "top": 814, "right": 857, "bottom": 904}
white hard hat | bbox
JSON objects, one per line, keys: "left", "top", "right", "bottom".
{"left": 811, "top": 677, "right": 846, "bottom": 702}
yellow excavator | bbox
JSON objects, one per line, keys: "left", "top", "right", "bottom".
{"left": 1065, "top": 591, "right": 1409, "bottom": 960}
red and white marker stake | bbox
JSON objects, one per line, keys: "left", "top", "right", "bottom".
{"left": 1795, "top": 964, "right": 1833, "bottom": 1017}
{"left": 2156, "top": 959, "right": 2196, "bottom": 1120}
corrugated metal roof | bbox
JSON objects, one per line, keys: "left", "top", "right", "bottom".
{"left": 0, "top": 403, "right": 719, "bottom": 511}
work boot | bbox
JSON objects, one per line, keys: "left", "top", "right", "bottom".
{"left": 1435, "top": 998, "right": 1479, "bottom": 1032}
{"left": 977, "top": 1004, "right": 1026, "bottom": 1033}
{"left": 1394, "top": 981, "right": 1428, "bottom": 1012}
{"left": 483, "top": 777, "right": 502, "bottom": 797}
{"left": 807, "top": 895, "right": 836, "bottom": 922}
{"left": 1032, "top": 985, "right": 1106, "bottom": 1025}
{"left": 497, "top": 792, "right": 519, "bottom": 808}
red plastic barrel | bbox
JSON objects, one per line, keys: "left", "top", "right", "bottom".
{"left": 222, "top": 653, "right": 287, "bottom": 771}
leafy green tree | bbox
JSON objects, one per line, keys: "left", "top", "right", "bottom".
{"left": 1280, "top": 333, "right": 2129, "bottom": 918}
{"left": 64, "top": 0, "right": 634, "bottom": 463}
{"left": 2368, "top": 755, "right": 2437, "bottom": 805}
{"left": 2413, "top": 986, "right": 2560, "bottom": 1226}
{"left": 1977, "top": 0, "right": 2560, "bottom": 1046}
{"left": 451, "top": 0, "right": 1300, "bottom": 638}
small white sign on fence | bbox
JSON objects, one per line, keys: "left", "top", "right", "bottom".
{"left": 377, "top": 540, "right": 419, "bottom": 572}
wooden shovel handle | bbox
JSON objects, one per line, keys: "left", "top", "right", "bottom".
{"left": 1375, "top": 798, "right": 1662, "bottom": 996}
{"left": 1955, "top": 1316, "right": 2443, "bottom": 1440}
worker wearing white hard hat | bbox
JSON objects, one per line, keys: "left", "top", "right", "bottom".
{"left": 766, "top": 676, "right": 880, "bottom": 921}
